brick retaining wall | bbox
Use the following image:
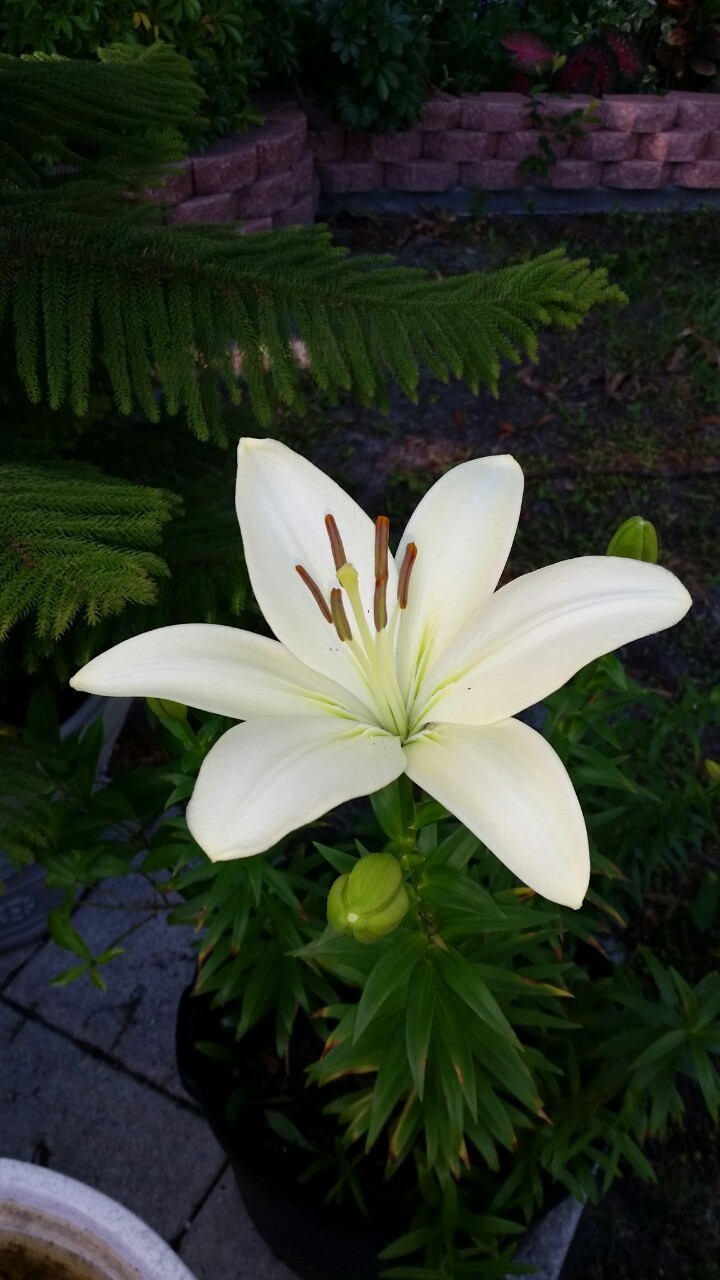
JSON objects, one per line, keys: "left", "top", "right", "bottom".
{"left": 158, "top": 90, "right": 720, "bottom": 229}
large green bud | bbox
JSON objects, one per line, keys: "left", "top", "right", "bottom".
{"left": 606, "top": 516, "right": 658, "bottom": 564}
{"left": 327, "top": 853, "right": 409, "bottom": 944}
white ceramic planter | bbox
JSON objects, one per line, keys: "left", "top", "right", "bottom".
{"left": 0, "top": 1159, "right": 197, "bottom": 1280}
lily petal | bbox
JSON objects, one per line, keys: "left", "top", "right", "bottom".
{"left": 395, "top": 456, "right": 523, "bottom": 697}
{"left": 186, "top": 716, "right": 406, "bottom": 860}
{"left": 236, "top": 438, "right": 396, "bottom": 700}
{"left": 420, "top": 557, "right": 692, "bottom": 727}
{"left": 71, "top": 624, "right": 375, "bottom": 723}
{"left": 404, "top": 719, "right": 590, "bottom": 908}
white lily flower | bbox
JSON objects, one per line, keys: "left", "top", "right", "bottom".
{"left": 71, "top": 438, "right": 691, "bottom": 908}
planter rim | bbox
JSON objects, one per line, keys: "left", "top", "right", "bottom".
{"left": 0, "top": 1158, "right": 197, "bottom": 1280}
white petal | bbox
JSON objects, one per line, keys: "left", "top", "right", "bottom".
{"left": 395, "top": 455, "right": 523, "bottom": 697}
{"left": 420, "top": 557, "right": 692, "bottom": 727}
{"left": 404, "top": 720, "right": 589, "bottom": 908}
{"left": 186, "top": 717, "right": 406, "bottom": 860}
{"left": 71, "top": 624, "right": 375, "bottom": 723}
{"left": 236, "top": 438, "right": 396, "bottom": 701}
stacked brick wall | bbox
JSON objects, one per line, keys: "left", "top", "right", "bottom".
{"left": 156, "top": 90, "right": 720, "bottom": 231}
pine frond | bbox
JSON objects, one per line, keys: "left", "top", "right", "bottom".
{"left": 0, "top": 731, "right": 60, "bottom": 864}
{"left": 0, "top": 463, "right": 181, "bottom": 643}
{"left": 1, "top": 201, "right": 627, "bottom": 438}
{"left": 0, "top": 43, "right": 203, "bottom": 191}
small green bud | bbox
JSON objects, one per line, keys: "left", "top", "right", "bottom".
{"left": 606, "top": 517, "right": 658, "bottom": 564}
{"left": 146, "top": 697, "right": 188, "bottom": 723}
{"left": 327, "top": 853, "right": 409, "bottom": 944}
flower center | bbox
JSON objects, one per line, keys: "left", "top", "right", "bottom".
{"left": 295, "top": 515, "right": 417, "bottom": 737}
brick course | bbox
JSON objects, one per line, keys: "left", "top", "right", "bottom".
{"left": 423, "top": 130, "right": 496, "bottom": 161}
{"left": 603, "top": 160, "right": 671, "bottom": 188}
{"left": 572, "top": 132, "right": 639, "bottom": 162}
{"left": 316, "top": 161, "right": 383, "bottom": 193}
{"left": 235, "top": 170, "right": 296, "bottom": 217}
{"left": 421, "top": 91, "right": 462, "bottom": 131}
{"left": 603, "top": 95, "right": 678, "bottom": 132}
{"left": 460, "top": 160, "right": 522, "bottom": 189}
{"left": 461, "top": 92, "right": 529, "bottom": 132}
{"left": 638, "top": 131, "right": 708, "bottom": 161}
{"left": 371, "top": 132, "right": 423, "bottom": 162}
{"left": 673, "top": 161, "right": 720, "bottom": 187}
{"left": 193, "top": 136, "right": 257, "bottom": 196}
{"left": 384, "top": 160, "right": 459, "bottom": 191}
{"left": 168, "top": 192, "right": 238, "bottom": 224}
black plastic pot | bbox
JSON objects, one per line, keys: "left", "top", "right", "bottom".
{"left": 175, "top": 984, "right": 390, "bottom": 1280}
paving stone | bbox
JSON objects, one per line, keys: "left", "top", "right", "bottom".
{"left": 179, "top": 1169, "right": 298, "bottom": 1280}
{"left": 316, "top": 162, "right": 383, "bottom": 194}
{"left": 235, "top": 171, "right": 296, "bottom": 217}
{"left": 0, "top": 941, "right": 42, "bottom": 993}
{"left": 370, "top": 131, "right": 423, "bottom": 162}
{"left": 461, "top": 92, "right": 529, "bottom": 132}
{"left": 5, "top": 875, "right": 196, "bottom": 1101}
{"left": 670, "top": 90, "right": 720, "bottom": 130}
{"left": 639, "top": 130, "right": 708, "bottom": 161}
{"left": 602, "top": 94, "right": 678, "bottom": 132}
{"left": 420, "top": 92, "right": 461, "bottom": 132}
{"left": 192, "top": 137, "right": 258, "bottom": 196}
{"left": 384, "top": 160, "right": 459, "bottom": 191}
{"left": 459, "top": 160, "right": 522, "bottom": 189}
{"left": 423, "top": 130, "right": 496, "bottom": 162}
{"left": 168, "top": 193, "right": 239, "bottom": 225}
{"left": 307, "top": 130, "right": 346, "bottom": 162}
{"left": 0, "top": 1006, "right": 225, "bottom": 1241}
{"left": 572, "top": 131, "right": 639, "bottom": 161}
{"left": 497, "top": 131, "right": 571, "bottom": 161}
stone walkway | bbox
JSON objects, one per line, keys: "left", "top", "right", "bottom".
{"left": 0, "top": 876, "right": 297, "bottom": 1280}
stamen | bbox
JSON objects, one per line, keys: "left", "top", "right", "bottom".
{"left": 330, "top": 588, "right": 353, "bottom": 642}
{"left": 397, "top": 542, "right": 417, "bottom": 609}
{"left": 295, "top": 565, "right": 332, "bottom": 624}
{"left": 374, "top": 515, "right": 390, "bottom": 632}
{"left": 325, "top": 514, "right": 347, "bottom": 572}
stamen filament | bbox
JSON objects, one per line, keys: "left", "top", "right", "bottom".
{"left": 295, "top": 564, "right": 332, "bottom": 623}
{"left": 330, "top": 588, "right": 353, "bottom": 642}
{"left": 397, "top": 542, "right": 417, "bottom": 609}
{"left": 374, "top": 515, "right": 390, "bottom": 631}
{"left": 325, "top": 514, "right": 347, "bottom": 572}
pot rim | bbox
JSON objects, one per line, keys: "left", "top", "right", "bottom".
{"left": 0, "top": 1158, "right": 197, "bottom": 1280}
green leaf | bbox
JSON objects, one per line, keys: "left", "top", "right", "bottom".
{"left": 355, "top": 931, "right": 425, "bottom": 1043}
{"left": 433, "top": 947, "right": 517, "bottom": 1044}
{"left": 405, "top": 956, "right": 435, "bottom": 1099}
{"left": 370, "top": 775, "right": 415, "bottom": 841}
{"left": 48, "top": 907, "right": 92, "bottom": 960}
{"left": 314, "top": 842, "right": 357, "bottom": 875}
{"left": 265, "top": 1109, "right": 317, "bottom": 1152}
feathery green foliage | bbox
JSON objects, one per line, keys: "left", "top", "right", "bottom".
{"left": 0, "top": 463, "right": 180, "bottom": 644}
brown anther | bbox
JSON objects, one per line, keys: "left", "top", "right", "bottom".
{"left": 325, "top": 514, "right": 347, "bottom": 572}
{"left": 374, "top": 515, "right": 390, "bottom": 631}
{"left": 330, "top": 588, "right": 353, "bottom": 642}
{"left": 295, "top": 565, "right": 332, "bottom": 624}
{"left": 397, "top": 542, "right": 417, "bottom": 609}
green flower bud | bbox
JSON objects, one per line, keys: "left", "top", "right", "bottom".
{"left": 606, "top": 517, "right": 658, "bottom": 564}
{"left": 146, "top": 697, "right": 188, "bottom": 723}
{"left": 327, "top": 853, "right": 409, "bottom": 944}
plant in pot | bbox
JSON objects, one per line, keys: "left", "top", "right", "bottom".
{"left": 67, "top": 439, "right": 720, "bottom": 1278}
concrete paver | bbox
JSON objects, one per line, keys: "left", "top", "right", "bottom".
{"left": 5, "top": 875, "right": 196, "bottom": 1100}
{"left": 179, "top": 1169, "right": 299, "bottom": 1280}
{"left": 0, "top": 999, "right": 226, "bottom": 1242}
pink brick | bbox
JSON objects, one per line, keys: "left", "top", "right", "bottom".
{"left": 573, "top": 132, "right": 638, "bottom": 161}
{"left": 141, "top": 159, "right": 194, "bottom": 204}
{"left": 704, "top": 133, "right": 720, "bottom": 159}
{"left": 236, "top": 216, "right": 273, "bottom": 233}
{"left": 316, "top": 161, "right": 383, "bottom": 193}
{"left": 532, "top": 94, "right": 604, "bottom": 130}
{"left": 371, "top": 131, "right": 423, "bottom": 162}
{"left": 603, "top": 160, "right": 671, "bottom": 189}
{"left": 669, "top": 91, "right": 720, "bottom": 131}
{"left": 534, "top": 159, "right": 602, "bottom": 189}
{"left": 639, "top": 131, "right": 708, "bottom": 162}
{"left": 420, "top": 91, "right": 461, "bottom": 131}
{"left": 168, "top": 192, "right": 238, "bottom": 224}
{"left": 459, "top": 160, "right": 522, "bottom": 190}
{"left": 307, "top": 130, "right": 346, "bottom": 162}
{"left": 423, "top": 130, "right": 496, "bottom": 161}
{"left": 345, "top": 133, "right": 373, "bottom": 161}
{"left": 673, "top": 160, "right": 720, "bottom": 188}
{"left": 384, "top": 160, "right": 458, "bottom": 191}
{"left": 256, "top": 119, "right": 306, "bottom": 174}
{"left": 603, "top": 95, "right": 678, "bottom": 132}
{"left": 273, "top": 194, "right": 317, "bottom": 226}
{"left": 497, "top": 131, "right": 571, "bottom": 161}
{"left": 235, "top": 170, "right": 296, "bottom": 217}
{"left": 193, "top": 135, "right": 257, "bottom": 196}
{"left": 461, "top": 92, "right": 530, "bottom": 132}
{"left": 292, "top": 149, "right": 315, "bottom": 195}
